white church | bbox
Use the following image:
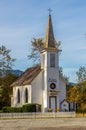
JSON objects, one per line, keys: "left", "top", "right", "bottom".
{"left": 11, "top": 14, "right": 71, "bottom": 112}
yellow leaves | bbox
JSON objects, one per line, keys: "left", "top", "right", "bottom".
{"left": 68, "top": 85, "right": 80, "bottom": 103}
{"left": 81, "top": 104, "right": 86, "bottom": 109}
{"left": 67, "top": 81, "right": 86, "bottom": 112}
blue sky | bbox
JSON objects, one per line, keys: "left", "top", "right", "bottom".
{"left": 0, "top": 0, "right": 86, "bottom": 83}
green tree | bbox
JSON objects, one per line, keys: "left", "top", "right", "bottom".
{"left": 76, "top": 66, "right": 86, "bottom": 83}
{"left": 0, "top": 45, "right": 15, "bottom": 77}
{"left": 0, "top": 73, "right": 18, "bottom": 109}
{"left": 79, "top": 81, "right": 86, "bottom": 115}
{"left": 76, "top": 67, "right": 86, "bottom": 114}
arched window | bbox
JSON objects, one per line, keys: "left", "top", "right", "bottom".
{"left": 25, "top": 88, "right": 28, "bottom": 103}
{"left": 17, "top": 88, "right": 20, "bottom": 103}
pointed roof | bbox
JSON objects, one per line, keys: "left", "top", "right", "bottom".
{"left": 45, "top": 14, "right": 56, "bottom": 48}
{"left": 11, "top": 66, "right": 41, "bottom": 87}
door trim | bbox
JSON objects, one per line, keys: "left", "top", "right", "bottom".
{"left": 49, "top": 96, "right": 57, "bottom": 111}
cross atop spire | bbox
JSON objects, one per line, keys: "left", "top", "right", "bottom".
{"left": 48, "top": 8, "right": 52, "bottom": 15}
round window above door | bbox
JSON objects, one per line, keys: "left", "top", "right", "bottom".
{"left": 50, "top": 83, "right": 56, "bottom": 89}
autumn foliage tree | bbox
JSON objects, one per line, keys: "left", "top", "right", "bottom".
{"left": 68, "top": 66, "right": 86, "bottom": 113}
{"left": 67, "top": 85, "right": 80, "bottom": 103}
{"left": 66, "top": 66, "right": 86, "bottom": 112}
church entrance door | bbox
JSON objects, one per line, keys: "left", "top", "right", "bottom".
{"left": 50, "top": 96, "right": 57, "bottom": 112}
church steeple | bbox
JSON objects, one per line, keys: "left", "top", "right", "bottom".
{"left": 45, "top": 13, "right": 56, "bottom": 48}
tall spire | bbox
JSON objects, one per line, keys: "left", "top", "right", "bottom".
{"left": 45, "top": 12, "right": 56, "bottom": 48}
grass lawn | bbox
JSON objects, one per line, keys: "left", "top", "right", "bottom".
{"left": 0, "top": 110, "right": 2, "bottom": 113}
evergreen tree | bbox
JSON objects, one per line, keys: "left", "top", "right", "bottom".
{"left": 0, "top": 73, "right": 18, "bottom": 109}
{"left": 0, "top": 45, "right": 16, "bottom": 109}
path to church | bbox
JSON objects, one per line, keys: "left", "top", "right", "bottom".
{"left": 0, "top": 118, "right": 86, "bottom": 130}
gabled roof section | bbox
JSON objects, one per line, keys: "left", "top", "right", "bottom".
{"left": 60, "top": 99, "right": 68, "bottom": 105}
{"left": 11, "top": 66, "right": 41, "bottom": 87}
{"left": 45, "top": 14, "right": 56, "bottom": 48}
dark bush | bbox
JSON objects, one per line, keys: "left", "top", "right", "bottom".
{"left": 13, "top": 107, "right": 23, "bottom": 112}
{"left": 2, "top": 104, "right": 37, "bottom": 113}
{"left": 22, "top": 104, "right": 36, "bottom": 112}
{"left": 2, "top": 107, "right": 23, "bottom": 113}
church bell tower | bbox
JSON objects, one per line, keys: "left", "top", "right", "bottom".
{"left": 41, "top": 12, "right": 61, "bottom": 112}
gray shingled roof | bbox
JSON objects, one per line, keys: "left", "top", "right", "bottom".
{"left": 11, "top": 66, "right": 41, "bottom": 87}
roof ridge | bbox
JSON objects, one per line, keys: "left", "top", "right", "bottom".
{"left": 11, "top": 66, "right": 41, "bottom": 87}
